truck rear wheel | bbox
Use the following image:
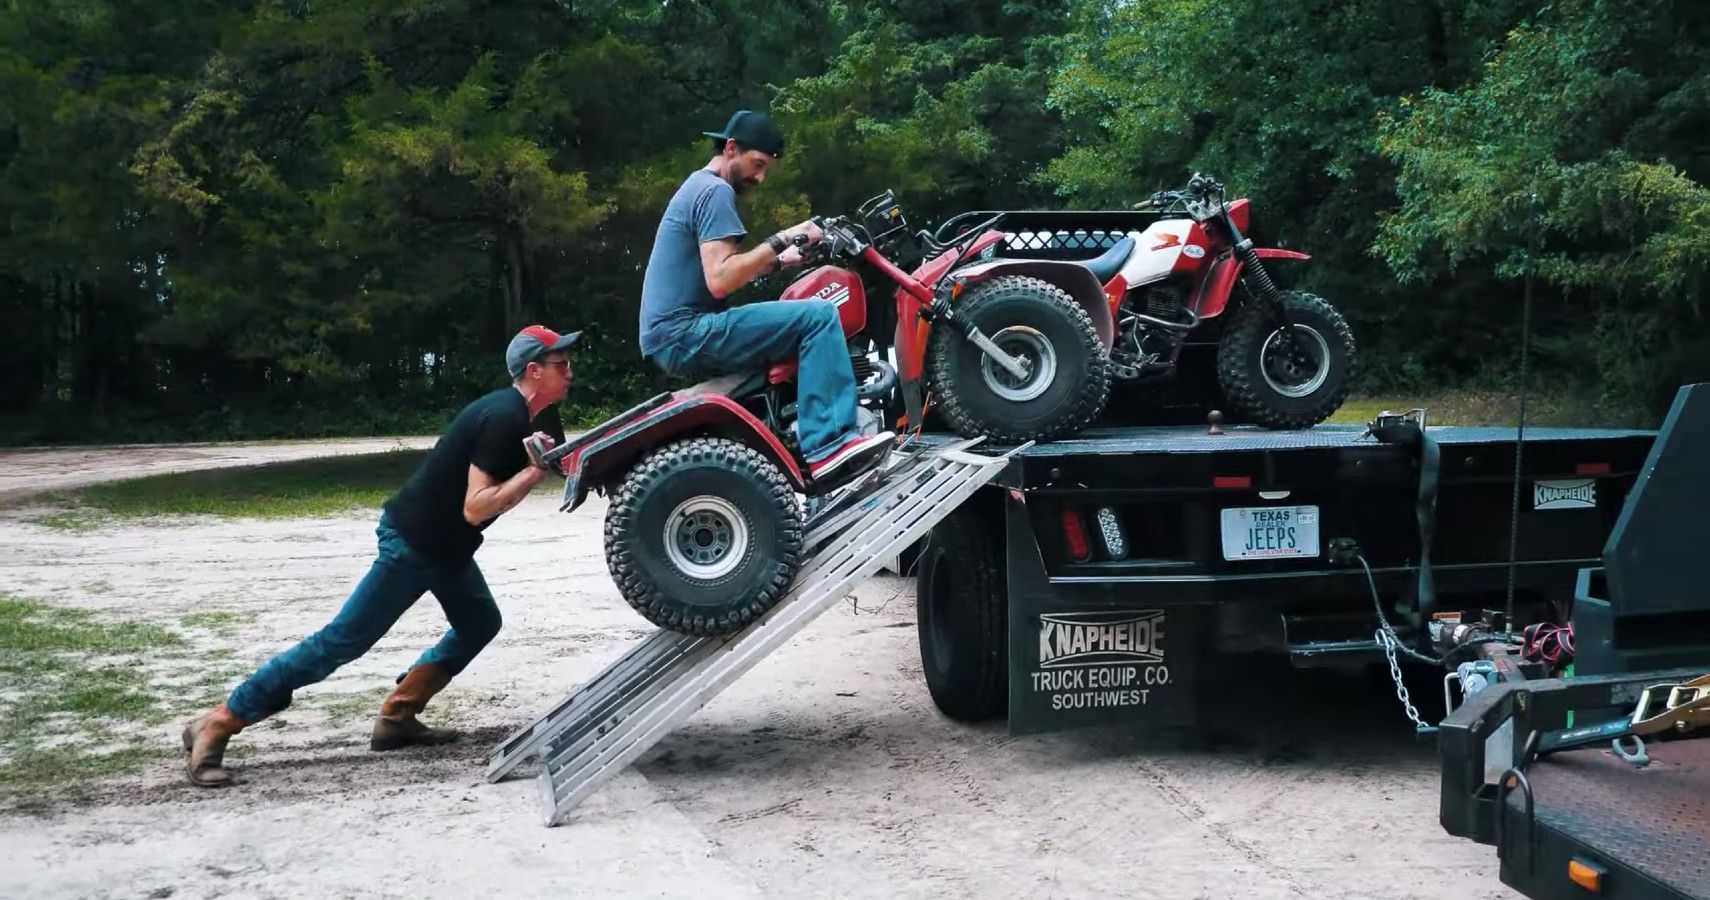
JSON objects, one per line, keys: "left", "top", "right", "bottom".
{"left": 604, "top": 437, "right": 803, "bottom": 636}
{"left": 927, "top": 275, "right": 1110, "bottom": 443}
{"left": 916, "top": 506, "right": 1006, "bottom": 721}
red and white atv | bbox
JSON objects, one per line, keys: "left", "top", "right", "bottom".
{"left": 534, "top": 191, "right": 1114, "bottom": 636}
{"left": 940, "top": 173, "right": 1357, "bottom": 428}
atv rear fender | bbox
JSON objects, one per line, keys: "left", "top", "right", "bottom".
{"left": 545, "top": 391, "right": 807, "bottom": 513}
{"left": 949, "top": 259, "right": 1116, "bottom": 349}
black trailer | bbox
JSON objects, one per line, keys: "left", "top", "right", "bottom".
{"left": 1433, "top": 383, "right": 1710, "bottom": 900}
{"left": 912, "top": 416, "right": 1656, "bottom": 734}
{"left": 1437, "top": 670, "right": 1708, "bottom": 900}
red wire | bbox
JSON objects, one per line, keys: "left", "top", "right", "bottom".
{"left": 1523, "top": 623, "right": 1575, "bottom": 666}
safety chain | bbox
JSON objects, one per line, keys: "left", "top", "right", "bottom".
{"left": 1377, "top": 628, "right": 1438, "bottom": 735}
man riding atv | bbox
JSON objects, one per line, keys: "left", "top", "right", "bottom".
{"left": 544, "top": 109, "right": 1107, "bottom": 637}
{"left": 638, "top": 109, "right": 894, "bottom": 485}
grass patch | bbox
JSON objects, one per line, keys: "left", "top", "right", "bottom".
{"left": 57, "top": 668, "right": 160, "bottom": 720}
{"left": 314, "top": 686, "right": 390, "bottom": 724}
{"left": 0, "top": 598, "right": 182, "bottom": 658}
{"left": 31, "top": 449, "right": 427, "bottom": 525}
{"left": 0, "top": 745, "right": 167, "bottom": 808}
{"left": 0, "top": 596, "right": 192, "bottom": 804}
{"left": 1329, "top": 388, "right": 1649, "bottom": 429}
{"left": 180, "top": 611, "right": 241, "bottom": 631}
{"left": 25, "top": 511, "right": 104, "bottom": 533}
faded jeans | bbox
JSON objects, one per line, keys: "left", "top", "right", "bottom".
{"left": 224, "top": 515, "right": 500, "bottom": 722}
{"left": 647, "top": 300, "right": 858, "bottom": 461}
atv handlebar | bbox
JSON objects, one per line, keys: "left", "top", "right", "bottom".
{"left": 785, "top": 194, "right": 1005, "bottom": 271}
{"left": 1132, "top": 172, "right": 1227, "bottom": 218}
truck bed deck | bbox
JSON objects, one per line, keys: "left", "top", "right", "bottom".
{"left": 1502, "top": 737, "right": 1709, "bottom": 897}
{"left": 918, "top": 423, "right": 1654, "bottom": 456}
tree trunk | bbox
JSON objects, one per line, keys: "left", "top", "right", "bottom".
{"left": 1420, "top": 0, "right": 1451, "bottom": 86}
{"left": 93, "top": 280, "right": 114, "bottom": 413}
{"left": 502, "top": 231, "right": 527, "bottom": 333}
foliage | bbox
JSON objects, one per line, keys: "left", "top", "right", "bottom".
{"left": 0, "top": 0, "right": 1704, "bottom": 443}
{"left": 1374, "top": 0, "right": 1710, "bottom": 409}
{"left": 1048, "top": 0, "right": 1709, "bottom": 412}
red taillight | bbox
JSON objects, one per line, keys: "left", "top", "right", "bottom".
{"left": 1576, "top": 462, "right": 1611, "bottom": 476}
{"left": 1061, "top": 509, "right": 1092, "bottom": 562}
{"left": 1213, "top": 475, "right": 1252, "bottom": 489}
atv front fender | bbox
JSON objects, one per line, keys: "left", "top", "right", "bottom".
{"left": 1194, "top": 246, "right": 1314, "bottom": 319}
{"left": 554, "top": 391, "right": 807, "bottom": 513}
{"left": 949, "top": 259, "right": 1116, "bottom": 349}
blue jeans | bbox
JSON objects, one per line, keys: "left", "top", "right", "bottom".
{"left": 647, "top": 300, "right": 857, "bottom": 461}
{"left": 225, "top": 515, "right": 501, "bottom": 723}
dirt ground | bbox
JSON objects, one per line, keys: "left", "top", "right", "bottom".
{"left": 0, "top": 441, "right": 1515, "bottom": 900}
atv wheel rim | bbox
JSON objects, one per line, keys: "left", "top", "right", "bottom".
{"left": 664, "top": 496, "right": 748, "bottom": 581}
{"left": 1260, "top": 324, "right": 1331, "bottom": 399}
{"left": 979, "top": 326, "right": 1056, "bottom": 403}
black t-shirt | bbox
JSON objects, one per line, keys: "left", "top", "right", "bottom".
{"left": 382, "top": 387, "right": 565, "bottom": 567}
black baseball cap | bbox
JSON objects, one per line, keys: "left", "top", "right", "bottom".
{"left": 703, "top": 109, "right": 785, "bottom": 158}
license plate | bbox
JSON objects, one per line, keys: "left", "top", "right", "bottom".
{"left": 1220, "top": 505, "right": 1320, "bottom": 560}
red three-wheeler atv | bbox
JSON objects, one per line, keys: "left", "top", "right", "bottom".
{"left": 532, "top": 190, "right": 1115, "bottom": 636}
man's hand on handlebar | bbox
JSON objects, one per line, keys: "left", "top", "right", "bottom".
{"left": 776, "top": 244, "right": 808, "bottom": 268}
{"left": 783, "top": 218, "right": 823, "bottom": 247}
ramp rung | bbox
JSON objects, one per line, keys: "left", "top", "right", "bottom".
{"left": 483, "top": 438, "right": 1021, "bottom": 824}
{"left": 485, "top": 630, "right": 715, "bottom": 782}
{"left": 538, "top": 445, "right": 1014, "bottom": 823}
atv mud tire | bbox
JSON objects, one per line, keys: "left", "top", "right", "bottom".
{"left": 604, "top": 437, "right": 803, "bottom": 636}
{"left": 916, "top": 504, "right": 1006, "bottom": 721}
{"left": 1216, "top": 290, "right": 1356, "bottom": 429}
{"left": 927, "top": 275, "right": 1110, "bottom": 443}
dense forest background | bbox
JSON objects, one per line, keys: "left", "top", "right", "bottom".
{"left": 3, "top": 0, "right": 1706, "bottom": 443}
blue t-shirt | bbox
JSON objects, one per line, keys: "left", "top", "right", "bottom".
{"left": 638, "top": 169, "right": 747, "bottom": 356}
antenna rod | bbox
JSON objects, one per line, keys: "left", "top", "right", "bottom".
{"left": 1505, "top": 192, "right": 1539, "bottom": 633}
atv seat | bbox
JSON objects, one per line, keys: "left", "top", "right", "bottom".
{"left": 1080, "top": 236, "right": 1135, "bottom": 283}
{"left": 676, "top": 371, "right": 768, "bottom": 399}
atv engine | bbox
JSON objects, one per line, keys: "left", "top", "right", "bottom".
{"left": 1111, "top": 284, "right": 1195, "bottom": 382}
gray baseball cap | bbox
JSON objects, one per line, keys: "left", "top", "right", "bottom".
{"left": 506, "top": 325, "right": 582, "bottom": 378}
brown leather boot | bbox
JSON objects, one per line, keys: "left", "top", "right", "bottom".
{"left": 181, "top": 704, "right": 247, "bottom": 788}
{"left": 371, "top": 664, "right": 459, "bottom": 751}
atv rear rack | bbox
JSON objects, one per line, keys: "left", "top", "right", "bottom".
{"left": 485, "top": 436, "right": 1023, "bottom": 825}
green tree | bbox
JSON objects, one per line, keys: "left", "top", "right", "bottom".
{"left": 0, "top": 2, "right": 227, "bottom": 425}
{"left": 1376, "top": 0, "right": 1710, "bottom": 410}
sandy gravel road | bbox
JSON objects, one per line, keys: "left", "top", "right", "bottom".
{"left": 0, "top": 440, "right": 1513, "bottom": 899}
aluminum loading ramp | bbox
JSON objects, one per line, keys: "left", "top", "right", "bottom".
{"left": 486, "top": 437, "right": 1023, "bottom": 825}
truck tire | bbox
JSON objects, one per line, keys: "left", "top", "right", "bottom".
{"left": 604, "top": 437, "right": 803, "bottom": 636}
{"left": 916, "top": 507, "right": 1006, "bottom": 721}
{"left": 928, "top": 275, "right": 1110, "bottom": 443}
{"left": 1215, "top": 291, "right": 1356, "bottom": 429}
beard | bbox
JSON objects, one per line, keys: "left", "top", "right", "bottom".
{"left": 725, "top": 163, "right": 763, "bottom": 195}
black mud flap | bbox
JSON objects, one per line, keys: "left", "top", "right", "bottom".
{"left": 1004, "top": 494, "right": 1209, "bottom": 735}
